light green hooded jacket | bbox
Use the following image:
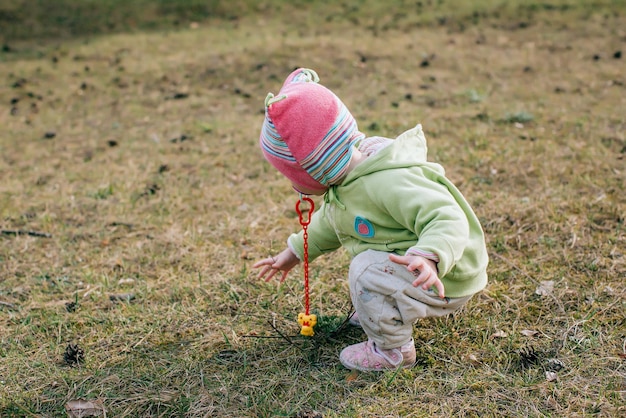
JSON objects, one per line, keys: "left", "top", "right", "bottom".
{"left": 288, "top": 124, "right": 488, "bottom": 298}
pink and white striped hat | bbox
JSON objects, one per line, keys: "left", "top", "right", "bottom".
{"left": 260, "top": 68, "right": 365, "bottom": 194}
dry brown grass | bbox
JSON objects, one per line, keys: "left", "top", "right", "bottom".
{"left": 1, "top": 2, "right": 625, "bottom": 417}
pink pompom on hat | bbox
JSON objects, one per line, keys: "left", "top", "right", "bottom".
{"left": 260, "top": 68, "right": 365, "bottom": 194}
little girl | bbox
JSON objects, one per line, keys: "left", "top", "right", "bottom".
{"left": 253, "top": 68, "right": 488, "bottom": 372}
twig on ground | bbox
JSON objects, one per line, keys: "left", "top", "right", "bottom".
{"left": 108, "top": 222, "right": 133, "bottom": 229}
{"left": 329, "top": 310, "right": 356, "bottom": 338}
{"left": 1, "top": 229, "right": 52, "bottom": 238}
{"left": 267, "top": 320, "right": 295, "bottom": 345}
{"left": 0, "top": 300, "right": 18, "bottom": 310}
{"left": 241, "top": 334, "right": 285, "bottom": 339}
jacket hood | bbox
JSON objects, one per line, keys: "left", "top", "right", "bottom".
{"left": 344, "top": 124, "right": 442, "bottom": 185}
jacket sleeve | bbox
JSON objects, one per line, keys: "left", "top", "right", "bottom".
{"left": 366, "top": 166, "right": 470, "bottom": 277}
{"left": 287, "top": 204, "right": 342, "bottom": 261}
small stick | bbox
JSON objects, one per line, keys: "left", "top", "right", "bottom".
{"left": 240, "top": 335, "right": 285, "bottom": 339}
{"left": 267, "top": 320, "right": 295, "bottom": 346}
{"left": 0, "top": 301, "right": 18, "bottom": 310}
{"left": 1, "top": 229, "right": 52, "bottom": 238}
{"left": 265, "top": 320, "right": 312, "bottom": 358}
{"left": 108, "top": 222, "right": 133, "bottom": 229}
{"left": 329, "top": 310, "right": 355, "bottom": 338}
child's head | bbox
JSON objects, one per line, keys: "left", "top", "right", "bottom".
{"left": 260, "top": 68, "right": 364, "bottom": 195}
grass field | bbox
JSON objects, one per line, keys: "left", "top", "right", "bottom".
{"left": 1, "top": 1, "right": 625, "bottom": 416}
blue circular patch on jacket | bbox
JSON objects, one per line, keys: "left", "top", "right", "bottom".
{"left": 354, "top": 216, "right": 375, "bottom": 238}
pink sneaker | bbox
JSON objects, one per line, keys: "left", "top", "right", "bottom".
{"left": 339, "top": 340, "right": 416, "bottom": 371}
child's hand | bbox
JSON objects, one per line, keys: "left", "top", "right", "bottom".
{"left": 388, "top": 253, "right": 445, "bottom": 298}
{"left": 253, "top": 247, "right": 300, "bottom": 283}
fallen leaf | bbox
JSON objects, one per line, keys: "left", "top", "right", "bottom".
{"left": 520, "top": 329, "right": 539, "bottom": 337}
{"left": 65, "top": 399, "right": 105, "bottom": 417}
{"left": 153, "top": 390, "right": 176, "bottom": 402}
{"left": 468, "top": 353, "right": 481, "bottom": 365}
{"left": 296, "top": 410, "right": 323, "bottom": 418}
{"left": 109, "top": 293, "right": 135, "bottom": 302}
{"left": 545, "top": 371, "right": 558, "bottom": 382}
{"left": 535, "top": 280, "right": 554, "bottom": 296}
{"left": 346, "top": 369, "right": 359, "bottom": 382}
{"left": 491, "top": 330, "right": 508, "bottom": 339}
{"left": 545, "top": 358, "right": 565, "bottom": 372}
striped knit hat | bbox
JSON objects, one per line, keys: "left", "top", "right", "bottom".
{"left": 260, "top": 68, "right": 365, "bottom": 194}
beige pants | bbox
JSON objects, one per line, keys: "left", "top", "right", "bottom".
{"left": 349, "top": 250, "right": 474, "bottom": 349}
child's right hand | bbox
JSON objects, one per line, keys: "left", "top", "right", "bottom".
{"left": 389, "top": 253, "right": 445, "bottom": 298}
{"left": 253, "top": 247, "right": 301, "bottom": 283}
